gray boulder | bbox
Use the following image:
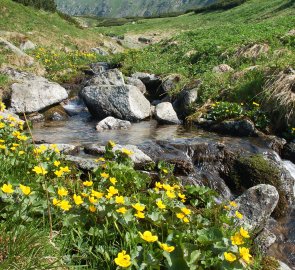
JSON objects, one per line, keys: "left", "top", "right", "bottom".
{"left": 89, "top": 62, "right": 110, "bottom": 74}
{"left": 84, "top": 144, "right": 153, "bottom": 169}
{"left": 210, "top": 119, "right": 256, "bottom": 137}
{"left": 126, "top": 77, "right": 146, "bottom": 94}
{"left": 20, "top": 40, "right": 36, "bottom": 51}
{"left": 162, "top": 74, "right": 181, "bottom": 93}
{"left": 91, "top": 47, "right": 109, "bottom": 56}
{"left": 38, "top": 144, "right": 80, "bottom": 155}
{"left": 278, "top": 261, "right": 292, "bottom": 270}
{"left": 173, "top": 87, "right": 198, "bottom": 119}
{"left": 254, "top": 228, "right": 277, "bottom": 254}
{"left": 131, "top": 72, "right": 163, "bottom": 100}
{"left": 282, "top": 142, "right": 295, "bottom": 163}
{"left": 234, "top": 184, "right": 279, "bottom": 232}
{"left": 3, "top": 69, "right": 68, "bottom": 114}
{"left": 96, "top": 116, "right": 131, "bottom": 132}
{"left": 66, "top": 155, "right": 98, "bottom": 171}
{"left": 80, "top": 85, "right": 151, "bottom": 121}
{"left": 212, "top": 64, "right": 234, "bottom": 73}
{"left": 155, "top": 102, "right": 181, "bottom": 125}
{"left": 87, "top": 68, "right": 124, "bottom": 86}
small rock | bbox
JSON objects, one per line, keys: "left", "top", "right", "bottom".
{"left": 89, "top": 62, "right": 110, "bottom": 74}
{"left": 138, "top": 37, "right": 151, "bottom": 44}
{"left": 96, "top": 116, "right": 131, "bottom": 131}
{"left": 38, "top": 144, "right": 80, "bottom": 155}
{"left": 254, "top": 229, "right": 277, "bottom": 254}
{"left": 173, "top": 87, "right": 198, "bottom": 119}
{"left": 210, "top": 119, "right": 256, "bottom": 137}
{"left": 87, "top": 68, "right": 125, "bottom": 86}
{"left": 155, "top": 102, "right": 181, "bottom": 125}
{"left": 282, "top": 142, "right": 295, "bottom": 163}
{"left": 162, "top": 74, "right": 181, "bottom": 93}
{"left": 27, "top": 112, "right": 45, "bottom": 123}
{"left": 125, "top": 77, "right": 146, "bottom": 94}
{"left": 278, "top": 260, "right": 292, "bottom": 270}
{"left": 51, "top": 112, "right": 67, "bottom": 121}
{"left": 84, "top": 144, "right": 153, "bottom": 169}
{"left": 91, "top": 47, "right": 109, "bottom": 56}
{"left": 19, "top": 40, "right": 36, "bottom": 51}
{"left": 66, "top": 155, "right": 97, "bottom": 171}
{"left": 235, "top": 43, "right": 270, "bottom": 59}
{"left": 234, "top": 184, "right": 279, "bottom": 232}
{"left": 212, "top": 64, "right": 234, "bottom": 73}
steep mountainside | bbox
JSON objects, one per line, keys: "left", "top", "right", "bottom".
{"left": 55, "top": 0, "right": 215, "bottom": 17}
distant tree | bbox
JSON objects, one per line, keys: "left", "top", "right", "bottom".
{"left": 12, "top": 0, "right": 57, "bottom": 12}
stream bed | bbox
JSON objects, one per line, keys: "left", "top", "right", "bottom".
{"left": 31, "top": 109, "right": 295, "bottom": 268}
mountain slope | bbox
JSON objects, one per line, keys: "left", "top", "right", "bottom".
{"left": 55, "top": 0, "right": 215, "bottom": 17}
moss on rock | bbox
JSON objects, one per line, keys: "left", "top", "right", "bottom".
{"left": 230, "top": 154, "right": 289, "bottom": 218}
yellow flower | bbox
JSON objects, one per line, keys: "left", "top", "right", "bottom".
{"left": 240, "top": 227, "right": 250, "bottom": 238}
{"left": 166, "top": 190, "right": 176, "bottom": 199}
{"left": 176, "top": 213, "right": 185, "bottom": 219}
{"left": 183, "top": 217, "right": 189, "bottom": 223}
{"left": 162, "top": 184, "right": 172, "bottom": 191}
{"left": 239, "top": 247, "right": 252, "bottom": 264}
{"left": 59, "top": 200, "right": 72, "bottom": 211}
{"left": 54, "top": 170, "right": 63, "bottom": 177}
{"left": 60, "top": 166, "right": 70, "bottom": 173}
{"left": 0, "top": 123, "right": 5, "bottom": 129}
{"left": 19, "top": 184, "right": 31, "bottom": 195}
{"left": 231, "top": 232, "right": 244, "bottom": 246}
{"left": 139, "top": 231, "right": 158, "bottom": 242}
{"left": 155, "top": 182, "right": 163, "bottom": 189}
{"left": 132, "top": 203, "right": 145, "bottom": 212}
{"left": 134, "top": 211, "right": 145, "bottom": 219}
{"left": 101, "top": 172, "right": 109, "bottom": 179}
{"left": 91, "top": 190, "right": 104, "bottom": 199}
{"left": 110, "top": 177, "right": 117, "bottom": 185}
{"left": 52, "top": 198, "right": 60, "bottom": 205}
{"left": 252, "top": 101, "right": 260, "bottom": 107}
{"left": 18, "top": 151, "right": 25, "bottom": 156}
{"left": 73, "top": 194, "right": 83, "bottom": 205}
{"left": 115, "top": 196, "right": 125, "bottom": 204}
{"left": 54, "top": 160, "right": 61, "bottom": 167}
{"left": 81, "top": 192, "right": 88, "bottom": 197}
{"left": 229, "top": 201, "right": 238, "bottom": 207}
{"left": 162, "top": 168, "right": 168, "bottom": 174}
{"left": 95, "top": 157, "right": 105, "bottom": 162}
{"left": 114, "top": 250, "right": 132, "bottom": 268}
{"left": 32, "top": 166, "right": 48, "bottom": 175}
{"left": 89, "top": 196, "right": 98, "bottom": 204}
{"left": 0, "top": 145, "right": 6, "bottom": 150}
{"left": 156, "top": 200, "right": 166, "bottom": 209}
{"left": 121, "top": 148, "right": 133, "bottom": 156}
{"left": 181, "top": 207, "right": 191, "bottom": 215}
{"left": 108, "top": 140, "right": 116, "bottom": 148}
{"left": 0, "top": 102, "right": 6, "bottom": 111}
{"left": 1, "top": 183, "right": 14, "bottom": 194}
{"left": 224, "top": 205, "right": 230, "bottom": 210}
{"left": 107, "top": 186, "right": 118, "bottom": 196}
{"left": 83, "top": 180, "right": 93, "bottom": 187}
{"left": 116, "top": 207, "right": 127, "bottom": 214}
{"left": 235, "top": 211, "right": 243, "bottom": 219}
{"left": 89, "top": 205, "right": 96, "bottom": 212}
{"left": 159, "top": 243, "right": 175, "bottom": 253}
{"left": 178, "top": 193, "right": 186, "bottom": 202}
{"left": 224, "top": 252, "right": 237, "bottom": 262}
{"left": 58, "top": 187, "right": 68, "bottom": 197}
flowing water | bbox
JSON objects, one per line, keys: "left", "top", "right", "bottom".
{"left": 31, "top": 101, "right": 295, "bottom": 268}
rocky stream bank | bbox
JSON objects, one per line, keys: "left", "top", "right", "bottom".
{"left": 1, "top": 63, "right": 295, "bottom": 268}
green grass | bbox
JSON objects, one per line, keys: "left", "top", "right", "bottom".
{"left": 0, "top": 0, "right": 104, "bottom": 49}
{"left": 103, "top": 0, "right": 294, "bottom": 105}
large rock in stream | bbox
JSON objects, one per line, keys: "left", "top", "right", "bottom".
{"left": 80, "top": 85, "right": 151, "bottom": 121}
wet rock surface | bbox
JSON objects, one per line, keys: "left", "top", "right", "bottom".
{"left": 96, "top": 116, "right": 131, "bottom": 131}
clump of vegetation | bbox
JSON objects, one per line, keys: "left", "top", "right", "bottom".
{"left": 0, "top": 102, "right": 263, "bottom": 269}
{"left": 31, "top": 47, "right": 105, "bottom": 82}
{"left": 205, "top": 101, "right": 270, "bottom": 130}
{"left": 229, "top": 154, "right": 289, "bottom": 218}
{"left": 12, "top": 0, "right": 56, "bottom": 12}
{"left": 193, "top": 0, "right": 247, "bottom": 13}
